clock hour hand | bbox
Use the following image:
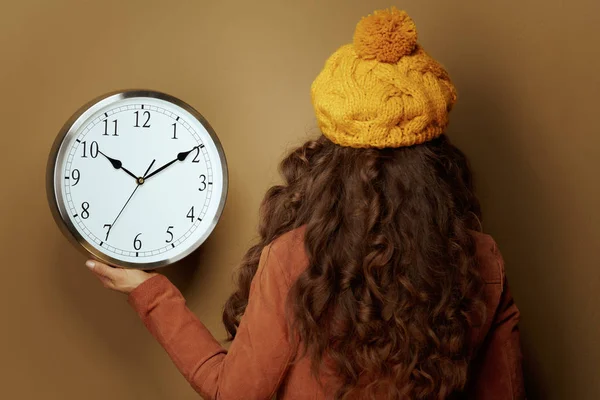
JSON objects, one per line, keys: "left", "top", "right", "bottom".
{"left": 98, "top": 150, "right": 139, "bottom": 181}
{"left": 143, "top": 146, "right": 199, "bottom": 181}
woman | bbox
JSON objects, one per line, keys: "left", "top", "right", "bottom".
{"left": 87, "top": 8, "right": 525, "bottom": 399}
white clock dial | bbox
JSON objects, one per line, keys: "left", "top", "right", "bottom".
{"left": 47, "top": 91, "right": 228, "bottom": 269}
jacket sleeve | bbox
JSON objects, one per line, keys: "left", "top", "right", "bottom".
{"left": 128, "top": 244, "right": 294, "bottom": 400}
{"left": 467, "top": 249, "right": 526, "bottom": 399}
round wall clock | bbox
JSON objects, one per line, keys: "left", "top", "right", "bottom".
{"left": 46, "top": 90, "right": 228, "bottom": 269}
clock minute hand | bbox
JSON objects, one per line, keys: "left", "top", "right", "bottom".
{"left": 143, "top": 159, "right": 156, "bottom": 178}
{"left": 98, "top": 150, "right": 139, "bottom": 181}
{"left": 142, "top": 159, "right": 176, "bottom": 181}
{"left": 143, "top": 146, "right": 199, "bottom": 181}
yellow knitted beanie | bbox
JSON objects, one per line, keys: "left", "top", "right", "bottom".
{"left": 311, "top": 7, "right": 457, "bottom": 148}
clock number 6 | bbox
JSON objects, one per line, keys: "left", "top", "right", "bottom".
{"left": 133, "top": 233, "right": 142, "bottom": 250}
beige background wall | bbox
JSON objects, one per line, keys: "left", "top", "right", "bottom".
{"left": 1, "top": 0, "right": 598, "bottom": 399}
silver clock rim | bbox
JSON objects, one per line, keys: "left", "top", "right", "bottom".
{"left": 46, "top": 89, "right": 229, "bottom": 270}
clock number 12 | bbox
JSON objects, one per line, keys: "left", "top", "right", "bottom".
{"left": 134, "top": 111, "right": 151, "bottom": 128}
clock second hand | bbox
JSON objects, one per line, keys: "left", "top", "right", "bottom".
{"left": 106, "top": 159, "right": 156, "bottom": 240}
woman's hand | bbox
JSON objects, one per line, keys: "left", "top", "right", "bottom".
{"left": 86, "top": 260, "right": 158, "bottom": 294}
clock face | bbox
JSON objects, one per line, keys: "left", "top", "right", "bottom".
{"left": 48, "top": 91, "right": 228, "bottom": 269}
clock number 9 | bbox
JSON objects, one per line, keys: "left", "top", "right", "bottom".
{"left": 134, "top": 111, "right": 151, "bottom": 128}
{"left": 81, "top": 141, "right": 99, "bottom": 158}
{"left": 133, "top": 233, "right": 142, "bottom": 250}
{"left": 71, "top": 169, "right": 80, "bottom": 186}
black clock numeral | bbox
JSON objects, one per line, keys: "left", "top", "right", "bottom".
{"left": 166, "top": 226, "right": 174, "bottom": 243}
{"left": 103, "top": 224, "right": 112, "bottom": 241}
{"left": 192, "top": 147, "right": 201, "bottom": 163}
{"left": 103, "top": 119, "right": 118, "bottom": 136}
{"left": 133, "top": 233, "right": 142, "bottom": 250}
{"left": 71, "top": 169, "right": 80, "bottom": 186}
{"left": 81, "top": 141, "right": 99, "bottom": 158}
{"left": 134, "top": 111, "right": 151, "bottom": 128}
{"left": 81, "top": 202, "right": 90, "bottom": 219}
{"left": 172, "top": 123, "right": 177, "bottom": 139}
{"left": 187, "top": 206, "right": 195, "bottom": 222}
{"left": 199, "top": 174, "right": 207, "bottom": 191}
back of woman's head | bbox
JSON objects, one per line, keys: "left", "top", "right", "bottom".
{"left": 224, "top": 7, "right": 486, "bottom": 399}
{"left": 223, "top": 134, "right": 486, "bottom": 398}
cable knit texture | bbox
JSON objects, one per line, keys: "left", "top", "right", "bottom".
{"left": 311, "top": 7, "right": 457, "bottom": 149}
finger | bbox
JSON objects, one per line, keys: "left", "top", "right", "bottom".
{"left": 86, "top": 260, "right": 121, "bottom": 281}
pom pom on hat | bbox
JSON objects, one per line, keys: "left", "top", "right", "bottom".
{"left": 353, "top": 7, "right": 418, "bottom": 63}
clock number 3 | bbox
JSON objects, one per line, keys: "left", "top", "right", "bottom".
{"left": 199, "top": 174, "right": 207, "bottom": 191}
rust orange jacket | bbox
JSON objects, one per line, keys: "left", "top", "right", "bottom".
{"left": 128, "top": 227, "right": 525, "bottom": 399}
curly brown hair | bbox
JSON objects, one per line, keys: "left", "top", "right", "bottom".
{"left": 223, "top": 134, "right": 486, "bottom": 399}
